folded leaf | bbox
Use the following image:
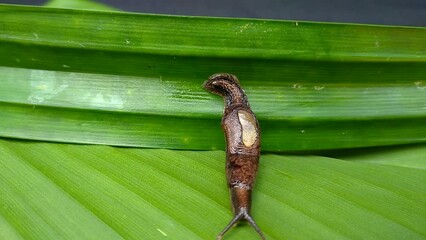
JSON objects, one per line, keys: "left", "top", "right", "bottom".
{"left": 0, "top": 5, "right": 425, "bottom": 151}
{"left": 333, "top": 143, "right": 426, "bottom": 170}
{"left": 45, "top": 0, "right": 118, "bottom": 11}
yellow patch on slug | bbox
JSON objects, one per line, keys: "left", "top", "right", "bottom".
{"left": 238, "top": 110, "right": 257, "bottom": 147}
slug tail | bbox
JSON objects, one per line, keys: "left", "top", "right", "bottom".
{"left": 217, "top": 207, "right": 266, "bottom": 240}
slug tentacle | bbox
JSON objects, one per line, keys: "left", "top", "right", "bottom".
{"left": 203, "top": 73, "right": 265, "bottom": 240}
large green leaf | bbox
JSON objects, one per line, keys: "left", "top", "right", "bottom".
{"left": 0, "top": 138, "right": 425, "bottom": 240}
{"left": 1, "top": 2, "right": 425, "bottom": 240}
{"left": 0, "top": 4, "right": 425, "bottom": 151}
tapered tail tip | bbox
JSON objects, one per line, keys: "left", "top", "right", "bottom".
{"left": 217, "top": 207, "right": 266, "bottom": 240}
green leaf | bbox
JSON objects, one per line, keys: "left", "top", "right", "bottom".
{"left": 0, "top": 138, "right": 425, "bottom": 240}
{"left": 1, "top": 3, "right": 424, "bottom": 240}
{"left": 0, "top": 4, "right": 425, "bottom": 151}
{"left": 44, "top": 0, "right": 118, "bottom": 11}
{"left": 333, "top": 144, "right": 426, "bottom": 170}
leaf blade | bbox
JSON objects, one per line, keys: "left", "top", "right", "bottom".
{"left": 1, "top": 139, "right": 425, "bottom": 239}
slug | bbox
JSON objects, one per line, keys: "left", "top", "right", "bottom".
{"left": 203, "top": 73, "right": 265, "bottom": 240}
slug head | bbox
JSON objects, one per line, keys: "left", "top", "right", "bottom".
{"left": 203, "top": 73, "right": 249, "bottom": 107}
{"left": 203, "top": 73, "right": 241, "bottom": 97}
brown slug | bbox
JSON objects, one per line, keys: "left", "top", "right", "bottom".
{"left": 203, "top": 73, "right": 265, "bottom": 240}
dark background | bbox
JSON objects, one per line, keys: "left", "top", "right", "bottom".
{"left": 1, "top": 0, "right": 425, "bottom": 26}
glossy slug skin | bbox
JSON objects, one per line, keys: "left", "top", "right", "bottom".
{"left": 203, "top": 73, "right": 265, "bottom": 240}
